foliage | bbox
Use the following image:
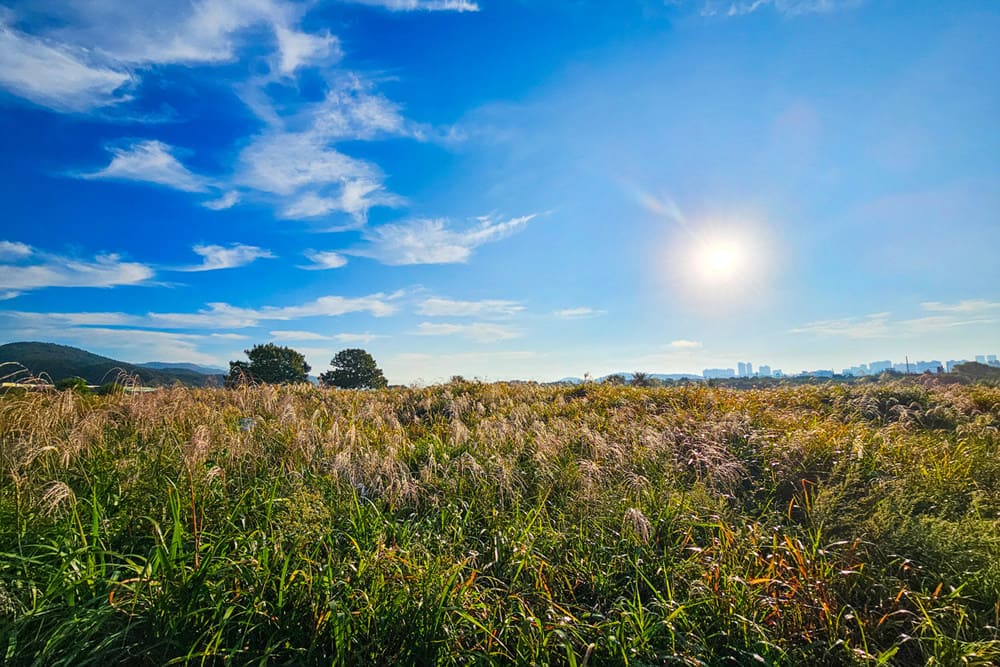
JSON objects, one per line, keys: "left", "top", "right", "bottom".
{"left": 0, "top": 341, "right": 218, "bottom": 386}
{"left": 630, "top": 371, "right": 653, "bottom": 387}
{"left": 319, "top": 348, "right": 387, "bottom": 389}
{"left": 0, "top": 380, "right": 997, "bottom": 665}
{"left": 227, "top": 343, "right": 311, "bottom": 386}
{"left": 53, "top": 376, "right": 90, "bottom": 393}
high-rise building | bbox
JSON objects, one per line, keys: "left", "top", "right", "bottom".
{"left": 915, "top": 361, "right": 943, "bottom": 374}
{"left": 869, "top": 360, "right": 892, "bottom": 374}
{"left": 976, "top": 355, "right": 987, "bottom": 364}
{"left": 745, "top": 362, "right": 753, "bottom": 377}
{"left": 758, "top": 365, "right": 771, "bottom": 378}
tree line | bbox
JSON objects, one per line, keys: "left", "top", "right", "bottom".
{"left": 226, "top": 344, "right": 387, "bottom": 389}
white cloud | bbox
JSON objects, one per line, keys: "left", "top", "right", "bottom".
{"left": 418, "top": 297, "right": 524, "bottom": 318}
{"left": 706, "top": 0, "right": 863, "bottom": 17}
{"left": 791, "top": 313, "right": 892, "bottom": 339}
{"left": 82, "top": 140, "right": 210, "bottom": 192}
{"left": 345, "top": 0, "right": 480, "bottom": 11}
{"left": 274, "top": 25, "right": 339, "bottom": 74}
{"left": 0, "top": 241, "right": 32, "bottom": 261}
{"left": 300, "top": 250, "right": 349, "bottom": 270}
{"left": 310, "top": 77, "right": 411, "bottom": 140}
{"left": 147, "top": 294, "right": 401, "bottom": 329}
{"left": 238, "top": 132, "right": 379, "bottom": 196}
{"left": 0, "top": 242, "right": 153, "bottom": 295}
{"left": 553, "top": 307, "right": 605, "bottom": 319}
{"left": 1, "top": 292, "right": 402, "bottom": 334}
{"left": 0, "top": 1, "right": 348, "bottom": 111}
{"left": 237, "top": 78, "right": 415, "bottom": 222}
{"left": 281, "top": 181, "right": 402, "bottom": 221}
{"left": 414, "top": 321, "right": 520, "bottom": 343}
{"left": 53, "top": 327, "right": 224, "bottom": 365}
{"left": 39, "top": 0, "right": 312, "bottom": 67}
{"left": 920, "top": 300, "right": 1000, "bottom": 315}
{"left": 349, "top": 214, "right": 535, "bottom": 265}
{"left": 202, "top": 191, "right": 241, "bottom": 210}
{"left": 668, "top": 339, "right": 703, "bottom": 349}
{"left": 792, "top": 301, "right": 999, "bottom": 339}
{"left": 180, "top": 244, "right": 275, "bottom": 272}
{"left": 0, "top": 21, "right": 132, "bottom": 111}
{"left": 269, "top": 330, "right": 378, "bottom": 343}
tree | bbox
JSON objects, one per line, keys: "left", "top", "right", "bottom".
{"left": 630, "top": 372, "right": 653, "bottom": 387}
{"left": 226, "top": 344, "right": 310, "bottom": 386}
{"left": 320, "top": 349, "right": 387, "bottom": 389}
{"left": 603, "top": 374, "right": 626, "bottom": 385}
{"left": 55, "top": 376, "right": 90, "bottom": 394}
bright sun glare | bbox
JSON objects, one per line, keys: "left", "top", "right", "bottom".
{"left": 694, "top": 238, "right": 745, "bottom": 285}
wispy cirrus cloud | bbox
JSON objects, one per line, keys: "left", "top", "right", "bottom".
{"left": 0, "top": 1, "right": 341, "bottom": 112}
{"left": 179, "top": 244, "right": 275, "bottom": 272}
{"left": 792, "top": 300, "right": 999, "bottom": 339}
{"left": 791, "top": 312, "right": 892, "bottom": 338}
{"left": 202, "top": 191, "right": 240, "bottom": 211}
{"left": 348, "top": 214, "right": 535, "bottom": 265}
{"left": 269, "top": 330, "right": 379, "bottom": 344}
{"left": 0, "top": 20, "right": 133, "bottom": 112}
{"left": 920, "top": 299, "right": 1000, "bottom": 315}
{"left": 418, "top": 297, "right": 524, "bottom": 318}
{"left": 8, "top": 2, "right": 469, "bottom": 232}
{"left": 300, "top": 250, "right": 349, "bottom": 270}
{"left": 344, "top": 0, "right": 480, "bottom": 12}
{"left": 668, "top": 339, "right": 703, "bottom": 349}
{"left": 0, "top": 241, "right": 153, "bottom": 298}
{"left": 0, "top": 241, "right": 33, "bottom": 261}
{"left": 1, "top": 292, "right": 403, "bottom": 331}
{"left": 81, "top": 140, "right": 211, "bottom": 192}
{"left": 237, "top": 77, "right": 418, "bottom": 224}
{"left": 553, "top": 307, "right": 605, "bottom": 320}
{"left": 701, "top": 0, "right": 864, "bottom": 17}
{"left": 414, "top": 321, "right": 520, "bottom": 342}
{"left": 280, "top": 182, "right": 403, "bottom": 222}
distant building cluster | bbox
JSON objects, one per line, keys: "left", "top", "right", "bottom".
{"left": 701, "top": 353, "right": 998, "bottom": 381}
{"left": 703, "top": 363, "right": 783, "bottom": 380}
{"left": 842, "top": 354, "right": 998, "bottom": 376}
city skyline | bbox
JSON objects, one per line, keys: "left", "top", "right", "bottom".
{"left": 702, "top": 353, "right": 998, "bottom": 381}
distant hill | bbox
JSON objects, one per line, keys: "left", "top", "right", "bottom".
{"left": 139, "top": 361, "right": 228, "bottom": 375}
{"left": 0, "top": 342, "right": 222, "bottom": 387}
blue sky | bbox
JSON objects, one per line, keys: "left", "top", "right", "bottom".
{"left": 0, "top": 0, "right": 997, "bottom": 383}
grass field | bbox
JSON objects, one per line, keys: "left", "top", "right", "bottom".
{"left": 1, "top": 380, "right": 998, "bottom": 665}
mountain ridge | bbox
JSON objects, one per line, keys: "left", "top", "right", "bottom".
{"left": 0, "top": 342, "right": 222, "bottom": 386}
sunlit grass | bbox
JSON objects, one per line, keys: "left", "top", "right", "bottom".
{"left": 0, "top": 380, "right": 997, "bottom": 664}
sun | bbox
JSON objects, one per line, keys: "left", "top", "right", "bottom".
{"left": 693, "top": 237, "right": 746, "bottom": 285}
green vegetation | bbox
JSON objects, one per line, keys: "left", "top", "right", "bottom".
{"left": 1, "top": 380, "right": 997, "bottom": 665}
{"left": 53, "top": 376, "right": 90, "bottom": 394}
{"left": 227, "top": 344, "right": 312, "bottom": 386}
{"left": 0, "top": 342, "right": 221, "bottom": 387}
{"left": 320, "top": 348, "right": 388, "bottom": 390}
